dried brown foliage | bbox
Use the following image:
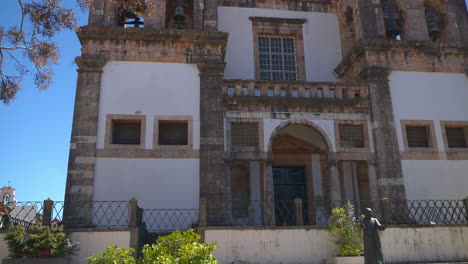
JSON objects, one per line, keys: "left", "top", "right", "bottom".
{"left": 0, "top": 0, "right": 151, "bottom": 104}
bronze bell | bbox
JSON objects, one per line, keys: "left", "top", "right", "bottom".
{"left": 386, "top": 19, "right": 401, "bottom": 38}
{"left": 427, "top": 22, "right": 441, "bottom": 41}
{"left": 173, "top": 7, "right": 186, "bottom": 23}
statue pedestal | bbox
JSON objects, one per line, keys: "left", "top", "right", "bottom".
{"left": 327, "top": 256, "right": 364, "bottom": 264}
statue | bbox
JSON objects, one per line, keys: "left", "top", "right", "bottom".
{"left": 361, "top": 208, "right": 386, "bottom": 264}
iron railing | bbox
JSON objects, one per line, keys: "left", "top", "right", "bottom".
{"left": 143, "top": 209, "right": 199, "bottom": 232}
{"left": 2, "top": 199, "right": 467, "bottom": 231}
{"left": 390, "top": 200, "right": 467, "bottom": 225}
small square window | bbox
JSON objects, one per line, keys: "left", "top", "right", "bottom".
{"left": 280, "top": 88, "right": 286, "bottom": 97}
{"left": 112, "top": 120, "right": 141, "bottom": 145}
{"left": 159, "top": 121, "right": 188, "bottom": 145}
{"left": 242, "top": 87, "right": 249, "bottom": 96}
{"left": 254, "top": 88, "right": 261, "bottom": 96}
{"left": 446, "top": 127, "right": 467, "bottom": 148}
{"left": 329, "top": 89, "right": 335, "bottom": 98}
{"left": 292, "top": 89, "right": 299, "bottom": 97}
{"left": 305, "top": 88, "right": 311, "bottom": 98}
{"left": 231, "top": 122, "right": 259, "bottom": 148}
{"left": 339, "top": 125, "right": 364, "bottom": 148}
{"left": 268, "top": 88, "right": 274, "bottom": 96}
{"left": 227, "top": 87, "right": 235, "bottom": 96}
{"left": 406, "top": 126, "right": 429, "bottom": 148}
{"left": 317, "top": 89, "right": 323, "bottom": 98}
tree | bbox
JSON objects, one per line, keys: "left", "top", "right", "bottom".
{"left": 0, "top": 0, "right": 77, "bottom": 104}
{"left": 0, "top": 0, "right": 146, "bottom": 105}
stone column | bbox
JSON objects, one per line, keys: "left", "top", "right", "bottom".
{"left": 88, "top": 0, "right": 121, "bottom": 27}
{"left": 360, "top": 67, "right": 406, "bottom": 200}
{"left": 249, "top": 161, "right": 262, "bottom": 226}
{"left": 329, "top": 160, "right": 342, "bottom": 201}
{"left": 197, "top": 62, "right": 228, "bottom": 225}
{"left": 357, "top": 0, "right": 386, "bottom": 39}
{"left": 402, "top": 0, "right": 429, "bottom": 41}
{"left": 63, "top": 56, "right": 107, "bottom": 227}
{"left": 311, "top": 154, "right": 325, "bottom": 225}
{"left": 145, "top": 0, "right": 167, "bottom": 30}
{"left": 445, "top": 1, "right": 468, "bottom": 42}
{"left": 262, "top": 161, "right": 275, "bottom": 226}
{"left": 203, "top": 0, "right": 218, "bottom": 31}
{"left": 342, "top": 161, "right": 354, "bottom": 201}
{"left": 367, "top": 160, "right": 379, "bottom": 202}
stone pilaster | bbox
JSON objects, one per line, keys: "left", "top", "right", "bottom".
{"left": 357, "top": 0, "right": 386, "bottom": 39}
{"left": 88, "top": 0, "right": 120, "bottom": 27}
{"left": 360, "top": 67, "right": 406, "bottom": 201}
{"left": 262, "top": 161, "right": 275, "bottom": 226}
{"left": 144, "top": 0, "right": 166, "bottom": 30}
{"left": 203, "top": 0, "right": 218, "bottom": 31}
{"left": 63, "top": 56, "right": 107, "bottom": 227}
{"left": 197, "top": 62, "right": 227, "bottom": 225}
{"left": 403, "top": 0, "right": 429, "bottom": 41}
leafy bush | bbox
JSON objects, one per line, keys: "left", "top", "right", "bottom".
{"left": 87, "top": 229, "right": 218, "bottom": 264}
{"left": 5, "top": 225, "right": 78, "bottom": 258}
{"left": 87, "top": 246, "right": 136, "bottom": 264}
{"left": 328, "top": 201, "right": 363, "bottom": 256}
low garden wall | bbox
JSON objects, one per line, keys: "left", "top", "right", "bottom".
{"left": 0, "top": 229, "right": 132, "bottom": 264}
{"left": 203, "top": 225, "right": 468, "bottom": 264}
{"left": 203, "top": 227, "right": 335, "bottom": 264}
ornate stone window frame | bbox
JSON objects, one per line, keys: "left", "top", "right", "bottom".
{"left": 334, "top": 120, "right": 370, "bottom": 153}
{"left": 104, "top": 114, "right": 146, "bottom": 149}
{"left": 440, "top": 121, "right": 468, "bottom": 153}
{"left": 227, "top": 118, "right": 264, "bottom": 152}
{"left": 400, "top": 120, "right": 437, "bottom": 152}
{"left": 250, "top": 17, "right": 307, "bottom": 81}
{"left": 153, "top": 115, "right": 194, "bottom": 149}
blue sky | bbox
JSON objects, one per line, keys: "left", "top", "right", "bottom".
{"left": 0, "top": 1, "right": 467, "bottom": 202}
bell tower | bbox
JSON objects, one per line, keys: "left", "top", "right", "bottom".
{"left": 0, "top": 186, "right": 16, "bottom": 207}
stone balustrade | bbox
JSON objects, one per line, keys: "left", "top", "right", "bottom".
{"left": 222, "top": 80, "right": 368, "bottom": 100}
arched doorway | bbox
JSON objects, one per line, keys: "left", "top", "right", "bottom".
{"left": 269, "top": 122, "right": 330, "bottom": 225}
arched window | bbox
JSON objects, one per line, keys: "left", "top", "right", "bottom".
{"left": 3, "top": 194, "right": 10, "bottom": 204}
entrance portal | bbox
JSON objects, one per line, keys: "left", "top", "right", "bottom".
{"left": 273, "top": 167, "right": 307, "bottom": 225}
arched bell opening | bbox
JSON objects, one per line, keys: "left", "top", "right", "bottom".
{"left": 424, "top": 0, "right": 446, "bottom": 41}
{"left": 166, "top": 0, "right": 194, "bottom": 30}
{"left": 119, "top": 0, "right": 147, "bottom": 28}
{"left": 268, "top": 122, "right": 330, "bottom": 226}
{"left": 382, "top": 0, "right": 404, "bottom": 40}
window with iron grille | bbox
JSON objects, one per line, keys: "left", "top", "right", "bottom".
{"left": 406, "top": 126, "right": 429, "bottom": 148}
{"left": 339, "top": 125, "right": 364, "bottom": 148}
{"left": 446, "top": 127, "right": 467, "bottom": 148}
{"left": 231, "top": 122, "right": 259, "bottom": 147}
{"left": 159, "top": 121, "right": 188, "bottom": 145}
{"left": 112, "top": 120, "right": 141, "bottom": 145}
{"left": 258, "top": 36, "right": 297, "bottom": 81}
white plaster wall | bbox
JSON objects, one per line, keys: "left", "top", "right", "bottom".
{"left": 68, "top": 230, "right": 131, "bottom": 264}
{"left": 218, "top": 6, "right": 342, "bottom": 82}
{"left": 263, "top": 119, "right": 336, "bottom": 152}
{"left": 0, "top": 233, "right": 8, "bottom": 261}
{"left": 97, "top": 61, "right": 200, "bottom": 149}
{"left": 94, "top": 158, "right": 199, "bottom": 209}
{"left": 389, "top": 72, "right": 468, "bottom": 200}
{"left": 389, "top": 72, "right": 468, "bottom": 152}
{"left": 402, "top": 160, "right": 468, "bottom": 200}
{"left": 205, "top": 228, "right": 335, "bottom": 264}
{"left": 381, "top": 226, "right": 468, "bottom": 263}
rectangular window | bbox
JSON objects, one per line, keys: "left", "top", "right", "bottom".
{"left": 339, "top": 125, "right": 364, "bottom": 148}
{"left": 158, "top": 121, "right": 188, "bottom": 145}
{"left": 112, "top": 120, "right": 141, "bottom": 145}
{"left": 446, "top": 127, "right": 467, "bottom": 148}
{"left": 258, "top": 36, "right": 297, "bottom": 81}
{"left": 406, "top": 126, "right": 429, "bottom": 148}
{"left": 231, "top": 122, "right": 259, "bottom": 147}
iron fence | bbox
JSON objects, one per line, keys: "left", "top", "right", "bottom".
{"left": 390, "top": 200, "right": 467, "bottom": 225}
{"left": 2, "top": 199, "right": 467, "bottom": 230}
{"left": 142, "top": 209, "right": 199, "bottom": 232}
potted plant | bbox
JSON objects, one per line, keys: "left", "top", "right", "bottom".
{"left": 3, "top": 225, "right": 78, "bottom": 264}
{"left": 327, "top": 201, "right": 364, "bottom": 264}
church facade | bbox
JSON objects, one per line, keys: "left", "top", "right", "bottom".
{"left": 63, "top": 0, "right": 468, "bottom": 226}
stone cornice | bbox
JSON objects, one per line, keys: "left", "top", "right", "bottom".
{"left": 249, "top": 17, "right": 307, "bottom": 24}
{"left": 335, "top": 39, "right": 468, "bottom": 81}
{"left": 77, "top": 26, "right": 229, "bottom": 44}
{"left": 76, "top": 26, "right": 228, "bottom": 65}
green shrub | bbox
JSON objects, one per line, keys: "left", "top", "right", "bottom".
{"left": 87, "top": 246, "right": 136, "bottom": 264}
{"left": 87, "top": 229, "right": 218, "bottom": 264}
{"left": 5, "top": 225, "right": 78, "bottom": 258}
{"left": 328, "top": 201, "right": 363, "bottom": 256}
